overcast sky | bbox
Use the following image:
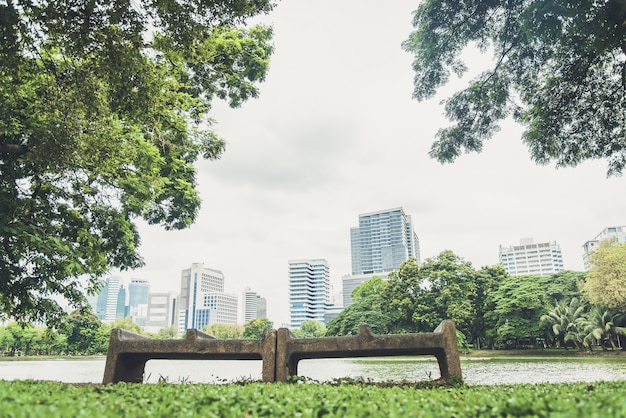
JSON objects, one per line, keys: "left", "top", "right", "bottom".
{"left": 122, "top": 1, "right": 625, "bottom": 326}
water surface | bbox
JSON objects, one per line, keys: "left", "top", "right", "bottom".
{"left": 1, "top": 356, "right": 625, "bottom": 385}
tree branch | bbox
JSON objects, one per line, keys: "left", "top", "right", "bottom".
{"left": 0, "top": 144, "right": 29, "bottom": 155}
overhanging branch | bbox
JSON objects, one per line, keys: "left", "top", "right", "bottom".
{"left": 0, "top": 144, "right": 29, "bottom": 155}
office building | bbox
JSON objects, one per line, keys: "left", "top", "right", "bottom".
{"left": 343, "top": 207, "right": 420, "bottom": 307}
{"left": 288, "top": 259, "right": 332, "bottom": 328}
{"left": 145, "top": 291, "right": 178, "bottom": 334}
{"left": 177, "top": 263, "right": 238, "bottom": 332}
{"left": 128, "top": 279, "right": 150, "bottom": 326}
{"left": 582, "top": 226, "right": 626, "bottom": 270}
{"left": 93, "top": 277, "right": 126, "bottom": 322}
{"left": 499, "top": 238, "right": 564, "bottom": 276}
{"left": 242, "top": 287, "right": 267, "bottom": 323}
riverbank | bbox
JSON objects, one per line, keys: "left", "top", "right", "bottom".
{"left": 465, "top": 348, "right": 626, "bottom": 357}
{"left": 1, "top": 379, "right": 625, "bottom": 417}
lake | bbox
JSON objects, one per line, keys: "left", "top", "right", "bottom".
{"left": 1, "top": 355, "right": 625, "bottom": 385}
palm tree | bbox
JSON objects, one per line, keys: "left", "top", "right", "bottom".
{"left": 581, "top": 307, "right": 626, "bottom": 351}
{"left": 540, "top": 298, "right": 586, "bottom": 351}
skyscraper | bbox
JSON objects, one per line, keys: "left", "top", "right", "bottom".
{"left": 288, "top": 259, "right": 331, "bottom": 328}
{"left": 242, "top": 287, "right": 267, "bottom": 323}
{"left": 499, "top": 238, "right": 564, "bottom": 276}
{"left": 128, "top": 279, "right": 150, "bottom": 326}
{"left": 93, "top": 276, "right": 125, "bottom": 322}
{"left": 343, "top": 207, "right": 420, "bottom": 307}
{"left": 177, "top": 263, "right": 238, "bottom": 332}
{"left": 582, "top": 226, "right": 626, "bottom": 270}
{"left": 350, "top": 207, "right": 420, "bottom": 275}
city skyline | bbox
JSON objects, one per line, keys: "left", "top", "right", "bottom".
{"left": 118, "top": 0, "right": 626, "bottom": 327}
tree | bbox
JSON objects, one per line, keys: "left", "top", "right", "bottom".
{"left": 111, "top": 317, "right": 141, "bottom": 334}
{"left": 326, "top": 293, "right": 396, "bottom": 336}
{"left": 468, "top": 265, "right": 507, "bottom": 349}
{"left": 156, "top": 326, "right": 177, "bottom": 340}
{"left": 540, "top": 297, "right": 587, "bottom": 351}
{"left": 243, "top": 318, "right": 273, "bottom": 340}
{"left": 292, "top": 320, "right": 326, "bottom": 338}
{"left": 485, "top": 275, "right": 550, "bottom": 348}
{"left": 403, "top": 0, "right": 626, "bottom": 175}
{"left": 583, "top": 241, "right": 626, "bottom": 310}
{"left": 61, "top": 308, "right": 110, "bottom": 354}
{"left": 351, "top": 276, "right": 386, "bottom": 302}
{"left": 581, "top": 307, "right": 626, "bottom": 351}
{"left": 0, "top": 326, "right": 15, "bottom": 356}
{"left": 0, "top": 1, "right": 275, "bottom": 324}
{"left": 382, "top": 251, "right": 491, "bottom": 338}
{"left": 203, "top": 323, "right": 244, "bottom": 340}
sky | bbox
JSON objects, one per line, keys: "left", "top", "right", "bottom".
{"left": 120, "top": 0, "right": 625, "bottom": 326}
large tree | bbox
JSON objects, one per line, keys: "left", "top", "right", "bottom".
{"left": 0, "top": 1, "right": 275, "bottom": 324}
{"left": 583, "top": 241, "right": 626, "bottom": 310}
{"left": 404, "top": 0, "right": 626, "bottom": 175}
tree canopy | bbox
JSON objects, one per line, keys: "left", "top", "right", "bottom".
{"left": 404, "top": 0, "right": 626, "bottom": 175}
{"left": 583, "top": 241, "right": 626, "bottom": 310}
{"left": 0, "top": 1, "right": 275, "bottom": 324}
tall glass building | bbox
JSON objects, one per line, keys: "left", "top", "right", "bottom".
{"left": 288, "top": 259, "right": 331, "bottom": 328}
{"left": 350, "top": 207, "right": 420, "bottom": 275}
{"left": 128, "top": 279, "right": 150, "bottom": 326}
{"left": 94, "top": 276, "right": 125, "bottom": 322}
{"left": 343, "top": 207, "right": 420, "bottom": 307}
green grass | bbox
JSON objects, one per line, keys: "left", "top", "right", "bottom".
{"left": 1, "top": 379, "right": 625, "bottom": 417}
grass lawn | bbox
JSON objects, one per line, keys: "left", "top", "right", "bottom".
{"left": 0, "top": 379, "right": 625, "bottom": 417}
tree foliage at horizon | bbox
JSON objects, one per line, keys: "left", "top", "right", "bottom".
{"left": 404, "top": 0, "right": 626, "bottom": 175}
{"left": 326, "top": 252, "right": 591, "bottom": 350}
{"left": 0, "top": 0, "right": 275, "bottom": 325}
{"left": 583, "top": 240, "right": 626, "bottom": 310}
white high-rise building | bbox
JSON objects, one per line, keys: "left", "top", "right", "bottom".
{"left": 582, "top": 226, "right": 626, "bottom": 270}
{"left": 288, "top": 259, "right": 331, "bottom": 328}
{"left": 177, "top": 263, "right": 238, "bottom": 332}
{"left": 145, "top": 291, "right": 178, "bottom": 334}
{"left": 499, "top": 238, "right": 564, "bottom": 276}
{"left": 242, "top": 287, "right": 267, "bottom": 323}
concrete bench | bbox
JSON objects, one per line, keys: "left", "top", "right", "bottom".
{"left": 276, "top": 320, "right": 461, "bottom": 382}
{"left": 102, "top": 328, "right": 276, "bottom": 384}
{"left": 103, "top": 320, "right": 461, "bottom": 383}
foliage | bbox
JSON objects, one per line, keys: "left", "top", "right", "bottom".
{"left": 0, "top": 0, "right": 275, "bottom": 325}
{"left": 404, "top": 0, "right": 626, "bottom": 175}
{"left": 583, "top": 241, "right": 626, "bottom": 311}
{"left": 327, "top": 251, "right": 505, "bottom": 346}
{"left": 243, "top": 318, "right": 273, "bottom": 340}
{"left": 580, "top": 307, "right": 626, "bottom": 351}
{"left": 2, "top": 380, "right": 626, "bottom": 417}
{"left": 486, "top": 272, "right": 584, "bottom": 348}
{"left": 61, "top": 309, "right": 110, "bottom": 355}
{"left": 202, "top": 323, "right": 244, "bottom": 340}
{"left": 325, "top": 293, "right": 395, "bottom": 336}
{"left": 156, "top": 326, "right": 178, "bottom": 340}
{"left": 486, "top": 275, "right": 550, "bottom": 347}
{"left": 291, "top": 320, "right": 326, "bottom": 338}
{"left": 351, "top": 276, "right": 386, "bottom": 303}
{"left": 540, "top": 297, "right": 587, "bottom": 350}
{"left": 111, "top": 317, "right": 141, "bottom": 334}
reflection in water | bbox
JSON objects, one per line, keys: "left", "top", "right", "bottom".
{"left": 0, "top": 356, "right": 625, "bottom": 385}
